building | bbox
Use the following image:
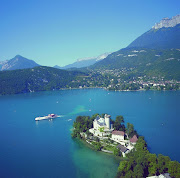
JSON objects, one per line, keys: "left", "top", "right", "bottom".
{"left": 116, "top": 144, "right": 130, "bottom": 157}
{"left": 147, "top": 173, "right": 171, "bottom": 178}
{"left": 89, "top": 114, "right": 113, "bottom": 137}
{"left": 130, "top": 135, "right": 138, "bottom": 145}
{"left": 112, "top": 130, "right": 125, "bottom": 141}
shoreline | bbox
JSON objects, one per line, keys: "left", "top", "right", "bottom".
{"left": 75, "top": 137, "right": 125, "bottom": 161}
{"left": 0, "top": 86, "right": 179, "bottom": 96}
{"left": 72, "top": 113, "right": 180, "bottom": 177}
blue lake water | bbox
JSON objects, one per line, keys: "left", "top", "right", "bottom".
{"left": 0, "top": 89, "right": 179, "bottom": 177}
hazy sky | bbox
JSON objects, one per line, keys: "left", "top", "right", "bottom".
{"left": 0, "top": 0, "right": 179, "bottom": 66}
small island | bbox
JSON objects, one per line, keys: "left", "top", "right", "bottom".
{"left": 71, "top": 114, "right": 180, "bottom": 178}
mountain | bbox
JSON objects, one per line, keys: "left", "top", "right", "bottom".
{"left": 0, "top": 66, "right": 86, "bottom": 95}
{"left": 0, "top": 55, "right": 39, "bottom": 71}
{"left": 54, "top": 53, "right": 110, "bottom": 69}
{"left": 91, "top": 15, "right": 180, "bottom": 80}
{"left": 128, "top": 15, "right": 180, "bottom": 49}
{"left": 91, "top": 48, "right": 180, "bottom": 80}
{"left": 153, "top": 14, "right": 180, "bottom": 29}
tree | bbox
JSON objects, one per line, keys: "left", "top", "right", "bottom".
{"left": 133, "top": 164, "right": 144, "bottom": 177}
{"left": 168, "top": 161, "right": 180, "bottom": 178}
{"left": 118, "top": 161, "right": 129, "bottom": 176}
{"left": 134, "top": 136, "right": 148, "bottom": 153}
{"left": 114, "top": 115, "right": 125, "bottom": 131}
{"left": 90, "top": 113, "right": 99, "bottom": 121}
{"left": 147, "top": 153, "right": 158, "bottom": 176}
{"left": 95, "top": 142, "right": 102, "bottom": 151}
{"left": 148, "top": 162, "right": 158, "bottom": 176}
{"left": 71, "top": 129, "right": 78, "bottom": 138}
{"left": 113, "top": 147, "right": 122, "bottom": 157}
{"left": 125, "top": 170, "right": 134, "bottom": 178}
{"left": 116, "top": 115, "right": 124, "bottom": 124}
{"left": 85, "top": 130, "right": 90, "bottom": 137}
{"left": 157, "top": 154, "right": 170, "bottom": 174}
{"left": 126, "top": 123, "right": 134, "bottom": 137}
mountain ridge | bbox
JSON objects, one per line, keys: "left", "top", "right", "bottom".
{"left": 152, "top": 14, "right": 180, "bottom": 29}
{"left": 0, "top": 66, "right": 85, "bottom": 95}
{"left": 127, "top": 24, "right": 180, "bottom": 49}
{"left": 54, "top": 52, "right": 111, "bottom": 69}
{"left": 0, "top": 55, "right": 39, "bottom": 71}
{"left": 91, "top": 48, "right": 180, "bottom": 80}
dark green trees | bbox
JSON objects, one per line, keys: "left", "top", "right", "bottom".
{"left": 168, "top": 161, "right": 180, "bottom": 178}
{"left": 147, "top": 153, "right": 158, "bottom": 176}
{"left": 71, "top": 115, "right": 92, "bottom": 138}
{"left": 117, "top": 136, "right": 180, "bottom": 178}
{"left": 113, "top": 115, "right": 125, "bottom": 132}
{"left": 113, "top": 147, "right": 122, "bottom": 157}
{"left": 126, "top": 123, "right": 138, "bottom": 138}
{"left": 71, "top": 114, "right": 99, "bottom": 138}
{"left": 157, "top": 154, "right": 170, "bottom": 174}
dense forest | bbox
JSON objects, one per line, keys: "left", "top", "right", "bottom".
{"left": 117, "top": 136, "right": 180, "bottom": 178}
{"left": 0, "top": 66, "right": 86, "bottom": 95}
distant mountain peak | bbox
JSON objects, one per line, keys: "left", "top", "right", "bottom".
{"left": 128, "top": 15, "right": 180, "bottom": 49}
{"left": 77, "top": 56, "right": 96, "bottom": 62}
{"left": 76, "top": 52, "right": 111, "bottom": 62}
{"left": 152, "top": 14, "right": 180, "bottom": 29}
{"left": 96, "top": 53, "right": 111, "bottom": 61}
{"left": 0, "top": 55, "right": 39, "bottom": 71}
{"left": 15, "top": 54, "right": 23, "bottom": 58}
{"left": 54, "top": 52, "right": 111, "bottom": 70}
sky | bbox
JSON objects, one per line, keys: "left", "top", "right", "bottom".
{"left": 0, "top": 0, "right": 179, "bottom": 66}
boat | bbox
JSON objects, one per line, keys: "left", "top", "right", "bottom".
{"left": 35, "top": 114, "right": 58, "bottom": 121}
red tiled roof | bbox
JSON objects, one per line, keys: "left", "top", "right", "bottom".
{"left": 112, "top": 130, "right": 125, "bottom": 136}
{"left": 130, "top": 135, "right": 138, "bottom": 143}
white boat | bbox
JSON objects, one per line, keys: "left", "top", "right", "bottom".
{"left": 35, "top": 114, "right": 58, "bottom": 121}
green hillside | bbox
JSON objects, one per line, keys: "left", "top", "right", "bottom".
{"left": 0, "top": 66, "right": 86, "bottom": 95}
{"left": 91, "top": 48, "right": 180, "bottom": 80}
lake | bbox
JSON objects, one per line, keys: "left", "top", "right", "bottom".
{"left": 0, "top": 89, "right": 179, "bottom": 177}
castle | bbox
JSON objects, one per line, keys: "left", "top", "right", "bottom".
{"left": 89, "top": 114, "right": 113, "bottom": 137}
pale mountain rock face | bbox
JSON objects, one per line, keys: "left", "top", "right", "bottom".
{"left": 152, "top": 14, "right": 180, "bottom": 29}
{"left": 76, "top": 52, "right": 111, "bottom": 62}
{"left": 96, "top": 53, "right": 111, "bottom": 61}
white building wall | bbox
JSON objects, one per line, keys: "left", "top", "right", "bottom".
{"left": 93, "top": 120, "right": 98, "bottom": 129}
{"left": 105, "top": 116, "right": 110, "bottom": 129}
{"left": 112, "top": 134, "right": 124, "bottom": 141}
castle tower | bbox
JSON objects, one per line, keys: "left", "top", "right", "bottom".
{"left": 105, "top": 114, "right": 110, "bottom": 129}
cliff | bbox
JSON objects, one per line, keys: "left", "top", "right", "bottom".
{"left": 152, "top": 14, "right": 180, "bottom": 29}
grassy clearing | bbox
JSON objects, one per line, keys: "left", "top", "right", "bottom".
{"left": 103, "top": 144, "right": 115, "bottom": 151}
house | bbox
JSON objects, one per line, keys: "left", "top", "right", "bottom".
{"left": 147, "top": 173, "right": 171, "bottom": 178}
{"left": 112, "top": 130, "right": 125, "bottom": 141}
{"left": 89, "top": 114, "right": 113, "bottom": 137}
{"left": 116, "top": 144, "right": 130, "bottom": 157}
{"left": 130, "top": 135, "right": 138, "bottom": 145}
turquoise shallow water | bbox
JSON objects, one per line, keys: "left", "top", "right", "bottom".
{"left": 0, "top": 89, "right": 179, "bottom": 177}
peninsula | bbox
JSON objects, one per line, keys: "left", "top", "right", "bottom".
{"left": 71, "top": 114, "right": 180, "bottom": 178}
